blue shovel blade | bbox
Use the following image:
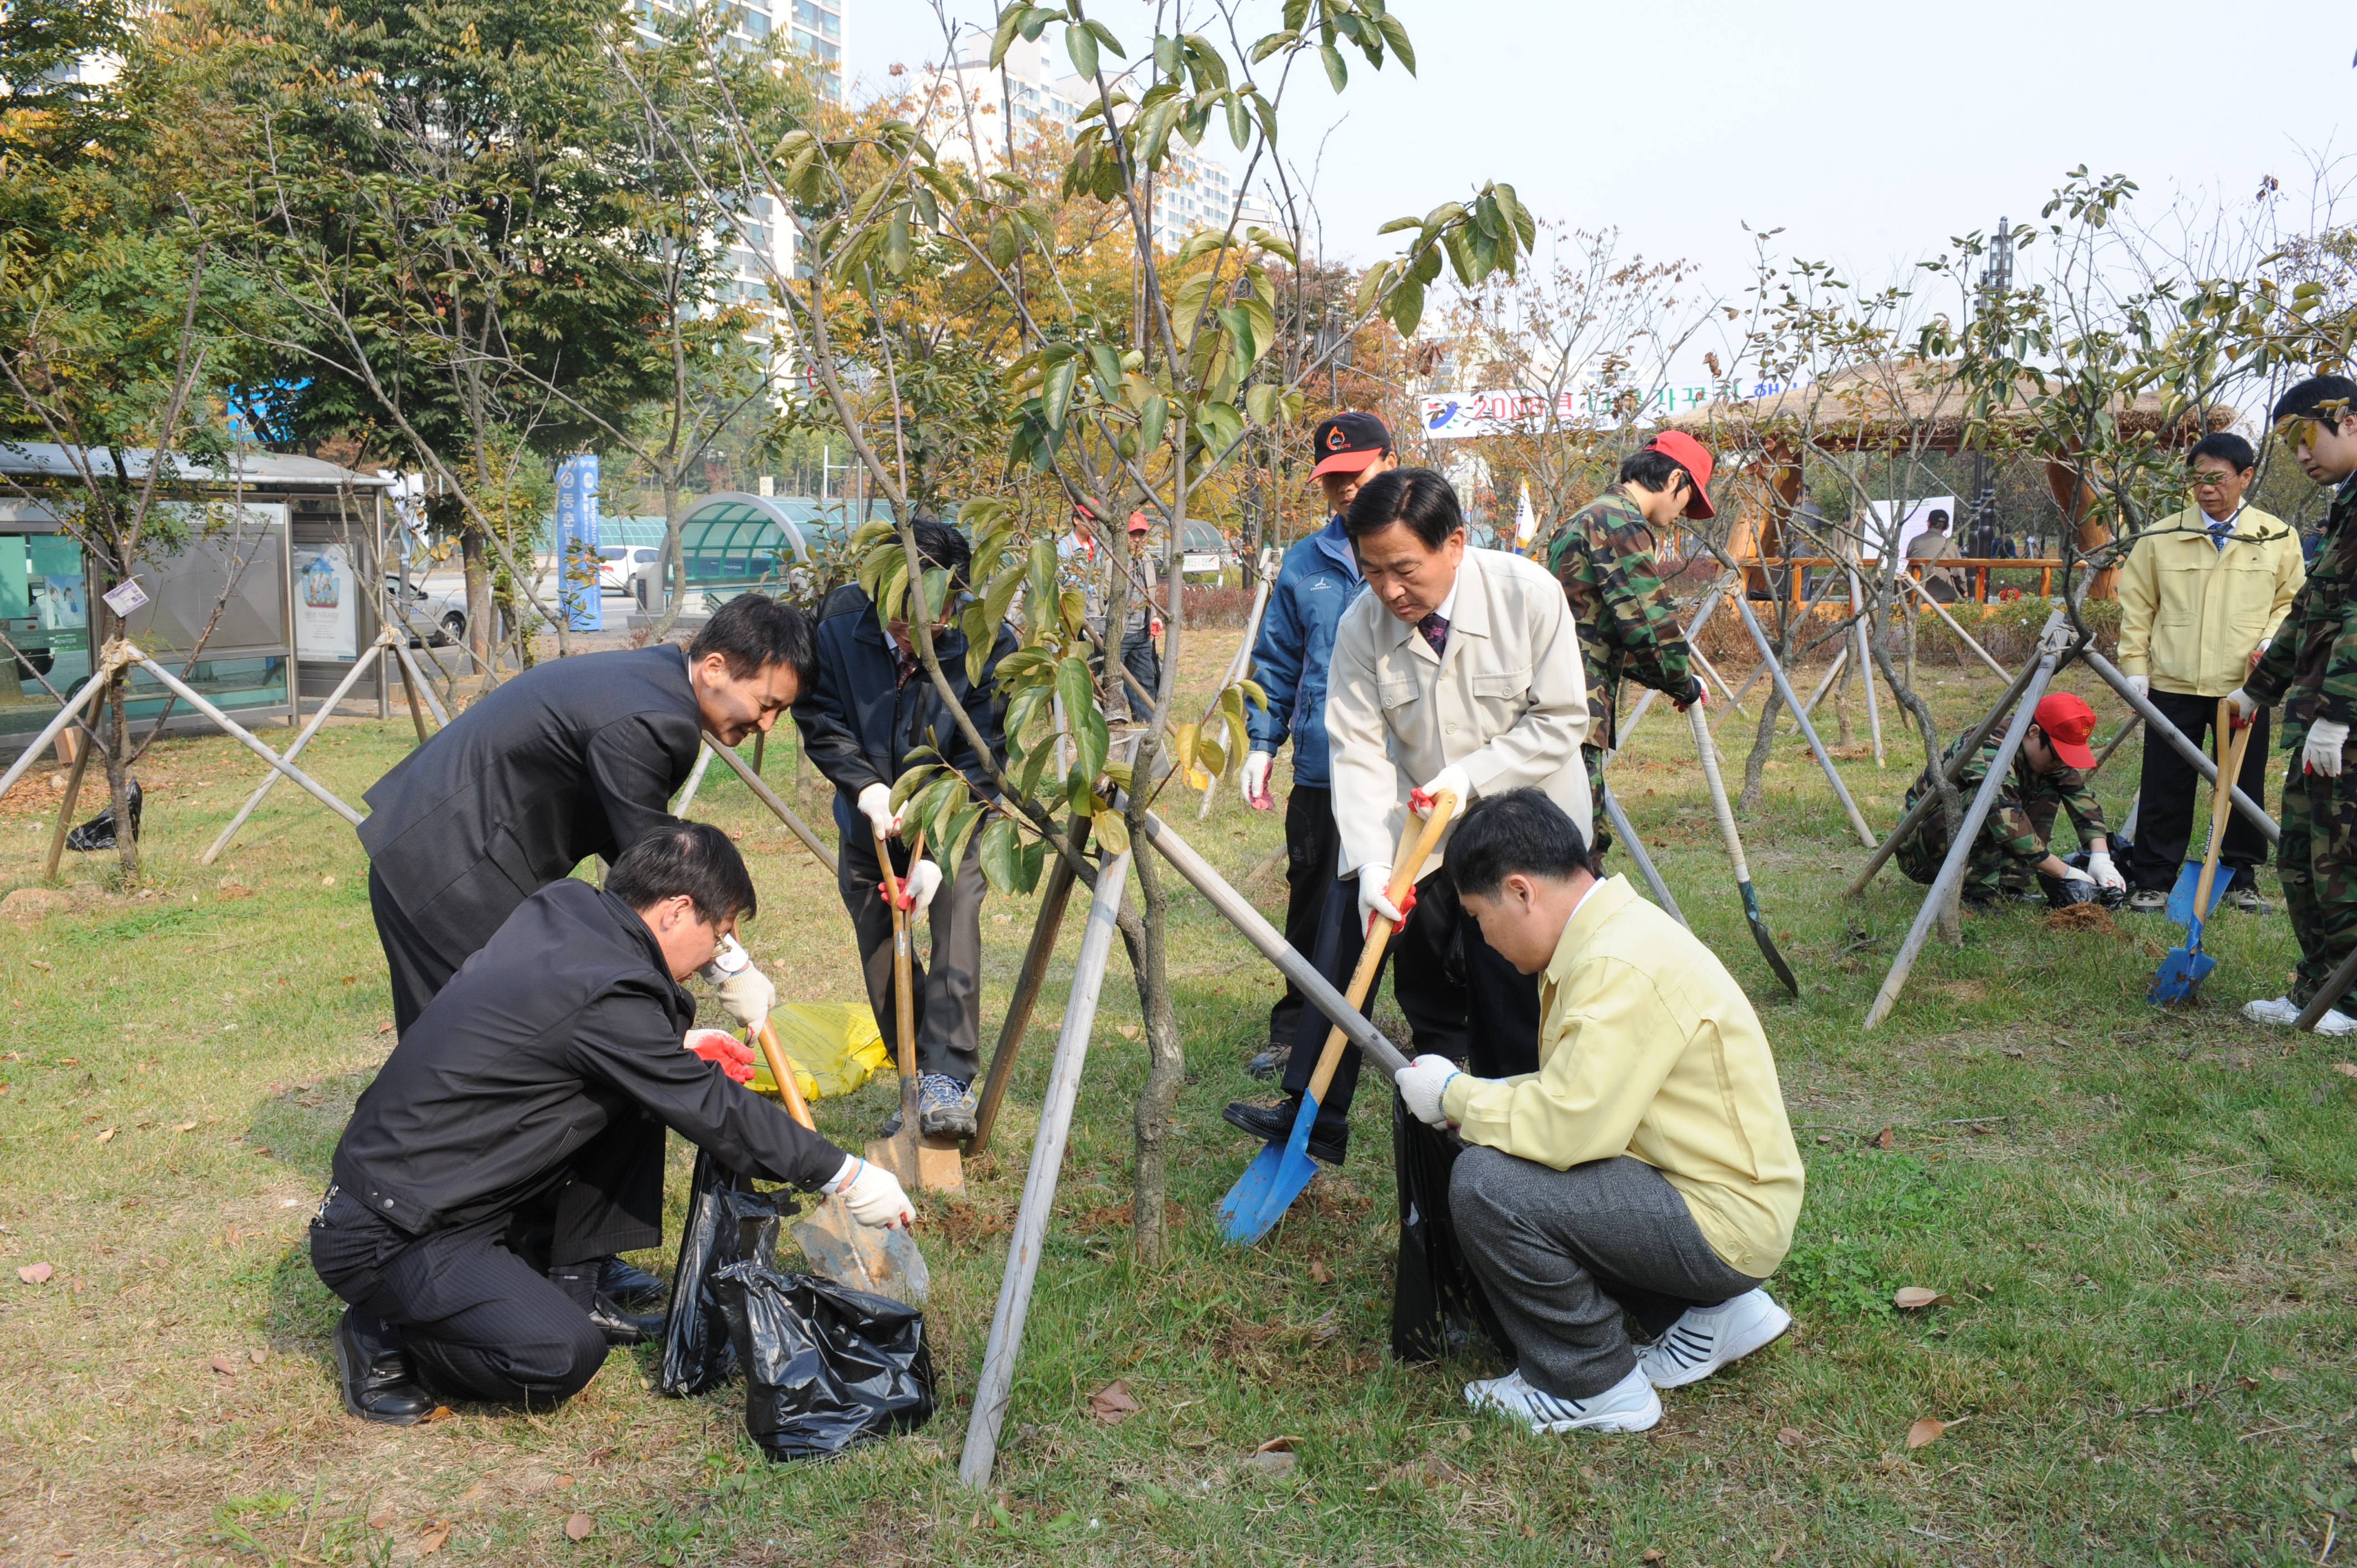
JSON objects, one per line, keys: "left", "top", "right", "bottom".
{"left": 2165, "top": 861, "right": 2232, "bottom": 925}
{"left": 2148, "top": 940, "right": 2216, "bottom": 1005}
{"left": 1216, "top": 1090, "right": 1325, "bottom": 1246}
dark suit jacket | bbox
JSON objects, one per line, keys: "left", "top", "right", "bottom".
{"left": 791, "top": 590, "right": 1016, "bottom": 800}
{"left": 331, "top": 879, "right": 846, "bottom": 1247}
{"left": 359, "top": 645, "right": 702, "bottom": 966}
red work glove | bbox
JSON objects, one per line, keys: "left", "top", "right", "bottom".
{"left": 685, "top": 1028, "right": 755, "bottom": 1084}
{"left": 1673, "top": 678, "right": 1707, "bottom": 714}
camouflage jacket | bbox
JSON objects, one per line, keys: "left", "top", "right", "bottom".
{"left": 1905, "top": 731, "right": 2108, "bottom": 865}
{"left": 1546, "top": 487, "right": 1701, "bottom": 747}
{"left": 2247, "top": 476, "right": 2357, "bottom": 734}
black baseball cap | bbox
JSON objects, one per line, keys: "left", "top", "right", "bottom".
{"left": 1311, "top": 411, "right": 1393, "bottom": 477}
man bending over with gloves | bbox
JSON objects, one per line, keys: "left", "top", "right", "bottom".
{"left": 312, "top": 823, "right": 913, "bottom": 1425}
{"left": 1396, "top": 789, "right": 1804, "bottom": 1435}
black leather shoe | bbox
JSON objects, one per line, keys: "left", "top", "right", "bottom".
{"left": 595, "top": 1255, "right": 668, "bottom": 1312}
{"left": 1246, "top": 1043, "right": 1291, "bottom": 1081}
{"left": 588, "top": 1293, "right": 666, "bottom": 1347}
{"left": 1221, "top": 1096, "right": 1347, "bottom": 1165}
{"left": 332, "top": 1308, "right": 438, "bottom": 1426}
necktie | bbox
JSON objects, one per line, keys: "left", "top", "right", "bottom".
{"left": 1417, "top": 612, "right": 1449, "bottom": 657}
{"left": 2209, "top": 512, "right": 2234, "bottom": 552}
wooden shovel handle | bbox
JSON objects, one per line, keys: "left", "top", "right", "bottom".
{"left": 752, "top": 1022, "right": 818, "bottom": 1131}
{"left": 1301, "top": 792, "right": 1459, "bottom": 1102}
{"left": 2191, "top": 702, "right": 2256, "bottom": 920}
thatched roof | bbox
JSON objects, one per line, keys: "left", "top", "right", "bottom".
{"left": 1663, "top": 360, "right": 2237, "bottom": 455}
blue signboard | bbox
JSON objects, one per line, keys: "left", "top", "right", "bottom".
{"left": 555, "top": 454, "right": 602, "bottom": 632}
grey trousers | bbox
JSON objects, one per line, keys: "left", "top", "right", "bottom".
{"left": 837, "top": 813, "right": 986, "bottom": 1084}
{"left": 1450, "top": 1148, "right": 1763, "bottom": 1399}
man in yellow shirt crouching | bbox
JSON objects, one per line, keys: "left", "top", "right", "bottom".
{"left": 1394, "top": 788, "right": 1806, "bottom": 1435}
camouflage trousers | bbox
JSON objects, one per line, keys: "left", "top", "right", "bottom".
{"left": 1892, "top": 809, "right": 2039, "bottom": 898}
{"left": 1584, "top": 743, "right": 1612, "bottom": 870}
{"left": 2275, "top": 757, "right": 2357, "bottom": 1006}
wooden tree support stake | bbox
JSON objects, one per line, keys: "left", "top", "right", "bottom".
{"left": 127, "top": 649, "right": 363, "bottom": 826}
{"left": 1729, "top": 595, "right": 1879, "bottom": 849}
{"left": 41, "top": 690, "right": 100, "bottom": 880}
{"left": 202, "top": 627, "right": 403, "bottom": 865}
{"left": 672, "top": 743, "right": 717, "bottom": 815}
{"left": 2079, "top": 648, "right": 2277, "bottom": 844}
{"left": 969, "top": 819, "right": 1089, "bottom": 1158}
{"left": 1600, "top": 780, "right": 1686, "bottom": 928}
{"left": 701, "top": 733, "right": 840, "bottom": 874}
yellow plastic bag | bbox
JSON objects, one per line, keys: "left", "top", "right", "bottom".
{"left": 748, "top": 1002, "right": 891, "bottom": 1102}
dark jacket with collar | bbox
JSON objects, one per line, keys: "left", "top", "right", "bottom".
{"left": 791, "top": 589, "right": 1017, "bottom": 803}
{"left": 1244, "top": 515, "right": 1365, "bottom": 789}
{"left": 330, "top": 879, "right": 846, "bottom": 1246}
{"left": 359, "top": 645, "right": 703, "bottom": 963}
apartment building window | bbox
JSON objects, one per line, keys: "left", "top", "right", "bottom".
{"left": 792, "top": 0, "right": 839, "bottom": 39}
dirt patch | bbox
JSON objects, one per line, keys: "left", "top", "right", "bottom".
{"left": 2043, "top": 903, "right": 2119, "bottom": 937}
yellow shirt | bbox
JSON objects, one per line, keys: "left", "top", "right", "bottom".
{"left": 1439, "top": 875, "right": 1805, "bottom": 1276}
{"left": 2116, "top": 505, "right": 2304, "bottom": 698}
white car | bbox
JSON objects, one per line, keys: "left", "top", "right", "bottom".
{"left": 598, "top": 545, "right": 659, "bottom": 593}
{"left": 384, "top": 574, "right": 467, "bottom": 647}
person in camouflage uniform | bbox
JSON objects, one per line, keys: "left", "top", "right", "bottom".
{"left": 1894, "top": 692, "right": 2111, "bottom": 906}
{"left": 1548, "top": 431, "right": 1713, "bottom": 866}
{"left": 2230, "top": 375, "right": 2357, "bottom": 1031}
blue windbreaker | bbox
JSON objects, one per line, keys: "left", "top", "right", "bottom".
{"left": 1244, "top": 516, "right": 1364, "bottom": 789}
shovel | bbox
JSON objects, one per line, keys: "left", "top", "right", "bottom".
{"left": 1689, "top": 702, "right": 1800, "bottom": 997}
{"left": 863, "top": 830, "right": 963, "bottom": 1193}
{"left": 2165, "top": 709, "right": 2243, "bottom": 925}
{"left": 750, "top": 1021, "right": 929, "bottom": 1304}
{"left": 1217, "top": 791, "right": 1458, "bottom": 1246}
{"left": 2150, "top": 699, "right": 2253, "bottom": 1007}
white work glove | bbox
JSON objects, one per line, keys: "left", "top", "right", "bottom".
{"left": 826, "top": 1156, "right": 913, "bottom": 1230}
{"left": 2225, "top": 687, "right": 2259, "bottom": 728}
{"left": 902, "top": 858, "right": 943, "bottom": 918}
{"left": 2305, "top": 718, "right": 2350, "bottom": 777}
{"left": 1411, "top": 764, "right": 1470, "bottom": 818}
{"left": 699, "top": 935, "right": 776, "bottom": 1033}
{"left": 1396, "top": 1053, "right": 1459, "bottom": 1129}
{"left": 1356, "top": 863, "right": 1413, "bottom": 935}
{"left": 2086, "top": 850, "right": 2125, "bottom": 895}
{"left": 1241, "top": 749, "right": 1275, "bottom": 809}
{"left": 2061, "top": 865, "right": 2097, "bottom": 890}
{"left": 856, "top": 782, "right": 900, "bottom": 839}
{"left": 2128, "top": 673, "right": 2150, "bottom": 700}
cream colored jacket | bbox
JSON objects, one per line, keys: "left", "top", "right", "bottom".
{"left": 1440, "top": 875, "right": 1805, "bottom": 1276}
{"left": 1325, "top": 545, "right": 1591, "bottom": 876}
{"left": 2117, "top": 505, "right": 2304, "bottom": 698}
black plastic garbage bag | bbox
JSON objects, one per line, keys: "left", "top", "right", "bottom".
{"left": 657, "top": 1148, "right": 791, "bottom": 1397}
{"left": 2061, "top": 847, "right": 2128, "bottom": 910}
{"left": 714, "top": 1262, "right": 935, "bottom": 1461}
{"left": 66, "top": 778, "right": 141, "bottom": 852}
{"left": 1389, "top": 1092, "right": 1510, "bottom": 1364}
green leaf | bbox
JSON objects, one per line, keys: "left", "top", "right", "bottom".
{"left": 1065, "top": 18, "right": 1099, "bottom": 78}
{"left": 1246, "top": 382, "right": 1280, "bottom": 426}
{"left": 978, "top": 814, "right": 1021, "bottom": 893}
{"left": 1388, "top": 277, "right": 1425, "bottom": 337}
{"left": 1373, "top": 10, "right": 1416, "bottom": 72}
{"left": 988, "top": 3, "right": 1028, "bottom": 67}
{"left": 1248, "top": 29, "right": 1298, "bottom": 65}
{"left": 1087, "top": 343, "right": 1124, "bottom": 401}
{"left": 1085, "top": 18, "right": 1126, "bottom": 55}
{"left": 1154, "top": 33, "right": 1181, "bottom": 73}
{"left": 1140, "top": 391, "right": 1169, "bottom": 449}
{"left": 938, "top": 802, "right": 986, "bottom": 889}
{"left": 1042, "top": 356, "right": 1080, "bottom": 431}
{"left": 1318, "top": 43, "right": 1347, "bottom": 91}
{"left": 1015, "top": 833, "right": 1047, "bottom": 894}
{"left": 1092, "top": 809, "right": 1131, "bottom": 855}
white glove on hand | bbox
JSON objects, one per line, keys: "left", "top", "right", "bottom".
{"left": 903, "top": 858, "right": 943, "bottom": 918}
{"left": 2305, "top": 718, "right": 2350, "bottom": 777}
{"left": 1357, "top": 864, "right": 1409, "bottom": 934}
{"left": 2225, "top": 687, "right": 2260, "bottom": 728}
{"left": 2128, "top": 673, "right": 2150, "bottom": 699}
{"left": 856, "top": 782, "right": 900, "bottom": 839}
{"left": 2061, "top": 865, "right": 2097, "bottom": 888}
{"left": 1396, "top": 1053, "right": 1459, "bottom": 1129}
{"left": 699, "top": 935, "right": 776, "bottom": 1033}
{"left": 2087, "top": 850, "right": 2125, "bottom": 894}
{"left": 826, "top": 1156, "right": 913, "bottom": 1229}
{"left": 1411, "top": 763, "right": 1470, "bottom": 817}
{"left": 1241, "top": 750, "right": 1275, "bottom": 809}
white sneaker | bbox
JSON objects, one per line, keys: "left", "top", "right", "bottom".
{"left": 1638, "top": 1288, "right": 1793, "bottom": 1389}
{"left": 1464, "top": 1365, "right": 1661, "bottom": 1435}
{"left": 2242, "top": 996, "right": 2357, "bottom": 1034}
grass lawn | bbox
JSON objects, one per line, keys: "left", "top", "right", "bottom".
{"left": 3, "top": 638, "right": 2354, "bottom": 1566}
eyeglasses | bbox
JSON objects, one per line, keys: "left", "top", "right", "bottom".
{"left": 2190, "top": 470, "right": 2238, "bottom": 488}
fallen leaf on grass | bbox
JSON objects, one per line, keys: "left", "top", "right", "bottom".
{"left": 1242, "top": 1435, "right": 1299, "bottom": 1478}
{"left": 248, "top": 1348, "right": 266, "bottom": 1366}
{"left": 209, "top": 1355, "right": 238, "bottom": 1378}
{"left": 1642, "top": 1551, "right": 1665, "bottom": 1563}
{"left": 18, "top": 1262, "right": 53, "bottom": 1284}
{"left": 564, "top": 1513, "right": 594, "bottom": 1541}
{"left": 1905, "top": 1417, "right": 1947, "bottom": 1449}
{"left": 215, "top": 883, "right": 254, "bottom": 901}
{"left": 366, "top": 1508, "right": 394, "bottom": 1530}
{"left": 420, "top": 1405, "right": 456, "bottom": 1423}
{"left": 1114, "top": 1024, "right": 1139, "bottom": 1040}
{"left": 2268, "top": 1366, "right": 2296, "bottom": 1382}
{"left": 1308, "top": 1260, "right": 1331, "bottom": 1285}
{"left": 1774, "top": 1425, "right": 1806, "bottom": 1449}
{"left": 1087, "top": 1380, "right": 1141, "bottom": 1425}
{"left": 1893, "top": 1287, "right": 1953, "bottom": 1311}
{"left": 1874, "top": 1126, "right": 1895, "bottom": 1150}
{"left": 2332, "top": 1063, "right": 2357, "bottom": 1079}
{"left": 1308, "top": 1307, "right": 1341, "bottom": 1343}
{"left": 377, "top": 1022, "right": 395, "bottom": 1035}
{"left": 418, "top": 1521, "right": 452, "bottom": 1554}
{"left": 174, "top": 1121, "right": 197, "bottom": 1132}
{"left": 94, "top": 1127, "right": 115, "bottom": 1144}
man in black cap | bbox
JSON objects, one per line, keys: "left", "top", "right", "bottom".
{"left": 1232, "top": 410, "right": 1390, "bottom": 1081}
{"left": 311, "top": 823, "right": 914, "bottom": 1423}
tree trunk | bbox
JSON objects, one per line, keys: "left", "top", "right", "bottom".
{"left": 1126, "top": 847, "right": 1183, "bottom": 1263}
{"left": 104, "top": 664, "right": 136, "bottom": 878}
{"left": 651, "top": 472, "right": 687, "bottom": 639}
{"left": 461, "top": 523, "right": 493, "bottom": 694}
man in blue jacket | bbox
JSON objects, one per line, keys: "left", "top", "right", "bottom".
{"left": 1231, "top": 411, "right": 1391, "bottom": 1082}
{"left": 791, "top": 518, "right": 1018, "bottom": 1139}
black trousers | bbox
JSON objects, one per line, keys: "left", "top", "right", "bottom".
{"left": 370, "top": 865, "right": 470, "bottom": 1038}
{"left": 1266, "top": 785, "right": 1340, "bottom": 1046}
{"left": 1280, "top": 862, "right": 1541, "bottom": 1136}
{"left": 834, "top": 793, "right": 986, "bottom": 1083}
{"left": 2128, "top": 688, "right": 2272, "bottom": 890}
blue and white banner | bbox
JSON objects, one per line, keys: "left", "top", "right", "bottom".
{"left": 556, "top": 454, "right": 602, "bottom": 632}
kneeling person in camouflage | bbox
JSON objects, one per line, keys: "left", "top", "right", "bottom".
{"left": 1894, "top": 692, "right": 2119, "bottom": 909}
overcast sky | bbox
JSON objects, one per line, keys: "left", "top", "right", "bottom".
{"left": 853, "top": 1, "right": 2346, "bottom": 284}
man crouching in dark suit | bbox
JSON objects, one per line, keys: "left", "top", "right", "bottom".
{"left": 311, "top": 823, "right": 915, "bottom": 1424}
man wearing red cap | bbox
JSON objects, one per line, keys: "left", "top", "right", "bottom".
{"left": 1892, "top": 690, "right": 2117, "bottom": 907}
{"left": 1546, "top": 432, "right": 1713, "bottom": 869}
{"left": 1063, "top": 502, "right": 1164, "bottom": 720}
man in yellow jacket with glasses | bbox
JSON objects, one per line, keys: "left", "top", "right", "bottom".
{"left": 2117, "top": 432, "right": 2304, "bottom": 914}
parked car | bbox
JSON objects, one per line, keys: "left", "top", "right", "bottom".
{"left": 597, "top": 544, "right": 659, "bottom": 593}
{"left": 384, "top": 574, "right": 467, "bottom": 647}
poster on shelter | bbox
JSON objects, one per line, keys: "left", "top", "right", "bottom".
{"left": 294, "top": 542, "right": 358, "bottom": 660}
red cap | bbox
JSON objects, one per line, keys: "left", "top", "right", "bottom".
{"left": 1128, "top": 510, "right": 1151, "bottom": 534}
{"left": 1644, "top": 430, "right": 1717, "bottom": 520}
{"left": 2032, "top": 692, "right": 2098, "bottom": 769}
{"left": 1311, "top": 411, "right": 1393, "bottom": 477}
